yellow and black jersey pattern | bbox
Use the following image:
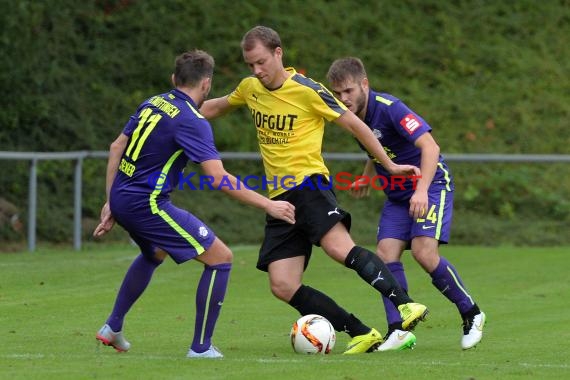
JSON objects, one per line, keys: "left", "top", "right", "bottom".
{"left": 228, "top": 67, "right": 347, "bottom": 197}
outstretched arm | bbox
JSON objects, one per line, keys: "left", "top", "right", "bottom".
{"left": 334, "top": 111, "right": 420, "bottom": 177}
{"left": 409, "top": 132, "right": 440, "bottom": 219}
{"left": 349, "top": 159, "right": 376, "bottom": 199}
{"left": 93, "top": 133, "right": 128, "bottom": 237}
{"left": 200, "top": 96, "right": 237, "bottom": 119}
{"left": 200, "top": 159, "right": 296, "bottom": 224}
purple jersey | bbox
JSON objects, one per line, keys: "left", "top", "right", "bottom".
{"left": 360, "top": 90, "right": 453, "bottom": 201}
{"left": 108, "top": 89, "right": 220, "bottom": 261}
{"left": 110, "top": 89, "right": 220, "bottom": 204}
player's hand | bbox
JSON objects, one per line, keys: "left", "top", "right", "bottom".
{"left": 349, "top": 177, "right": 371, "bottom": 198}
{"left": 93, "top": 202, "right": 116, "bottom": 237}
{"left": 265, "top": 200, "right": 296, "bottom": 224}
{"left": 388, "top": 163, "right": 421, "bottom": 177}
{"left": 409, "top": 190, "right": 429, "bottom": 220}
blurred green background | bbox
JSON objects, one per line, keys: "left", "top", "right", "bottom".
{"left": 1, "top": 0, "right": 569, "bottom": 248}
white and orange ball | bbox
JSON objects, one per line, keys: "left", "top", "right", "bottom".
{"left": 290, "top": 314, "right": 336, "bottom": 354}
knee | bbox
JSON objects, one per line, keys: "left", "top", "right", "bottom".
{"left": 325, "top": 246, "right": 348, "bottom": 263}
{"left": 376, "top": 240, "right": 406, "bottom": 263}
{"left": 270, "top": 279, "right": 299, "bottom": 302}
{"left": 217, "top": 245, "right": 233, "bottom": 264}
{"left": 153, "top": 248, "right": 168, "bottom": 262}
{"left": 411, "top": 248, "right": 439, "bottom": 272}
{"left": 323, "top": 241, "right": 354, "bottom": 264}
{"left": 201, "top": 240, "right": 233, "bottom": 266}
{"left": 376, "top": 247, "right": 397, "bottom": 262}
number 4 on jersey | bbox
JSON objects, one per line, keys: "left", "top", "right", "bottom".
{"left": 416, "top": 204, "right": 437, "bottom": 224}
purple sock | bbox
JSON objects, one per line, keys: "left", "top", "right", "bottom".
{"left": 381, "top": 262, "right": 408, "bottom": 327}
{"left": 106, "top": 254, "right": 161, "bottom": 332}
{"left": 430, "top": 256, "right": 475, "bottom": 314}
{"left": 191, "top": 263, "right": 232, "bottom": 353}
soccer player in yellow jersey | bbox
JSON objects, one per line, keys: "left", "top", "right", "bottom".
{"left": 201, "top": 26, "right": 428, "bottom": 354}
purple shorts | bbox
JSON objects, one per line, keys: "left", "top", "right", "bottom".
{"left": 377, "top": 188, "right": 453, "bottom": 244}
{"left": 111, "top": 197, "right": 216, "bottom": 264}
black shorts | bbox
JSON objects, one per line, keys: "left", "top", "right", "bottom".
{"left": 257, "top": 175, "right": 351, "bottom": 272}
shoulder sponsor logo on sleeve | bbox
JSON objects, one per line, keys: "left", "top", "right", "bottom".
{"left": 400, "top": 114, "right": 422, "bottom": 135}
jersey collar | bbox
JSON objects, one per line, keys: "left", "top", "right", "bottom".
{"left": 364, "top": 89, "right": 377, "bottom": 126}
{"left": 171, "top": 88, "right": 198, "bottom": 108}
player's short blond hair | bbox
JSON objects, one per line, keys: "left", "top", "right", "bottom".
{"left": 241, "top": 25, "right": 281, "bottom": 52}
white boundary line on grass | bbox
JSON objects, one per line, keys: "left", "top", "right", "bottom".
{"left": 2, "top": 354, "right": 569, "bottom": 369}
{"left": 255, "top": 358, "right": 569, "bottom": 369}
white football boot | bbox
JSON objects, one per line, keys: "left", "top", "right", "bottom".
{"left": 461, "top": 311, "right": 486, "bottom": 349}
{"left": 376, "top": 329, "right": 416, "bottom": 351}
{"left": 187, "top": 345, "right": 224, "bottom": 358}
{"left": 96, "top": 324, "right": 131, "bottom": 352}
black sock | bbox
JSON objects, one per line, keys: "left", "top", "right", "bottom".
{"left": 387, "top": 322, "right": 403, "bottom": 334}
{"left": 289, "top": 285, "right": 370, "bottom": 337}
{"left": 461, "top": 304, "right": 481, "bottom": 321}
{"left": 345, "top": 246, "right": 412, "bottom": 306}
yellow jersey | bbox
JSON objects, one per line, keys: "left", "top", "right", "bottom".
{"left": 227, "top": 67, "right": 347, "bottom": 197}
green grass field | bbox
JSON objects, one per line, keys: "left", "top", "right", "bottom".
{"left": 1, "top": 244, "right": 569, "bottom": 379}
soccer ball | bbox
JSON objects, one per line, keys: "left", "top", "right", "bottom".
{"left": 290, "top": 314, "right": 336, "bottom": 354}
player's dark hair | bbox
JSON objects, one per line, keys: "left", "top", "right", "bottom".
{"left": 241, "top": 25, "right": 281, "bottom": 52}
{"left": 326, "top": 57, "right": 367, "bottom": 85}
{"left": 173, "top": 50, "right": 214, "bottom": 87}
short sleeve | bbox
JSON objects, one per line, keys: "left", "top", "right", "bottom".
{"left": 122, "top": 103, "right": 148, "bottom": 136}
{"left": 227, "top": 78, "right": 249, "bottom": 106}
{"left": 289, "top": 74, "right": 346, "bottom": 122}
{"left": 175, "top": 118, "right": 221, "bottom": 163}
{"left": 388, "top": 101, "right": 431, "bottom": 143}
{"left": 312, "top": 85, "right": 347, "bottom": 122}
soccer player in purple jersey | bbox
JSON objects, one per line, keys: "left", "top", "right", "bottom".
{"left": 327, "top": 57, "right": 486, "bottom": 351}
{"left": 93, "top": 50, "right": 295, "bottom": 358}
